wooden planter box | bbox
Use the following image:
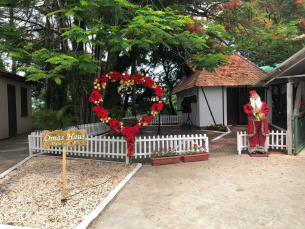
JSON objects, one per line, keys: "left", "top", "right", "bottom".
{"left": 181, "top": 152, "right": 210, "bottom": 163}
{"left": 150, "top": 156, "right": 181, "bottom": 166}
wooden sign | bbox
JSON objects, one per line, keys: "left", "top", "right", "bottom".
{"left": 42, "top": 129, "right": 87, "bottom": 148}
{"left": 41, "top": 129, "right": 87, "bottom": 199}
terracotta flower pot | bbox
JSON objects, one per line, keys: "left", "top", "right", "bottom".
{"left": 150, "top": 155, "right": 181, "bottom": 166}
{"left": 181, "top": 152, "right": 210, "bottom": 163}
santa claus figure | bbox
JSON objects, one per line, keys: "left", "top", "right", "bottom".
{"left": 244, "top": 90, "right": 270, "bottom": 154}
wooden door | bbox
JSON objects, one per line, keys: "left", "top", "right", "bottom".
{"left": 239, "top": 91, "right": 249, "bottom": 125}
{"left": 227, "top": 89, "right": 239, "bottom": 125}
{"left": 7, "top": 84, "right": 17, "bottom": 137}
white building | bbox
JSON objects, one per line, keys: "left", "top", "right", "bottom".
{"left": 171, "top": 53, "right": 272, "bottom": 128}
{"left": 0, "top": 69, "right": 34, "bottom": 139}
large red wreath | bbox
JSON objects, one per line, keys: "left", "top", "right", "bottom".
{"left": 89, "top": 71, "right": 163, "bottom": 157}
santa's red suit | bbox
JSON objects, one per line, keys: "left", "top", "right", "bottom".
{"left": 244, "top": 94, "right": 270, "bottom": 153}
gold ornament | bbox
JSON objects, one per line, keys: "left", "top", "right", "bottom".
{"left": 118, "top": 79, "right": 134, "bottom": 94}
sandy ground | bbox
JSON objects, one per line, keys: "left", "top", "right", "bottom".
{"left": 89, "top": 153, "right": 305, "bottom": 229}
{"left": 0, "top": 157, "right": 136, "bottom": 229}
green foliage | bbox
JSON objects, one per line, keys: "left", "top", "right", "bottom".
{"left": 31, "top": 105, "right": 78, "bottom": 131}
{"left": 215, "top": 0, "right": 305, "bottom": 66}
{"left": 205, "top": 124, "right": 228, "bottom": 132}
{"left": 151, "top": 147, "right": 179, "bottom": 158}
{"left": 183, "top": 143, "right": 207, "bottom": 155}
{"left": 13, "top": 0, "right": 231, "bottom": 83}
{"left": 3, "top": 0, "right": 304, "bottom": 126}
{"left": 107, "top": 106, "right": 126, "bottom": 120}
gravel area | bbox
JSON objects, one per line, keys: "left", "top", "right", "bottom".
{"left": 0, "top": 156, "right": 137, "bottom": 229}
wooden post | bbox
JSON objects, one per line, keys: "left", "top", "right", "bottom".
{"left": 287, "top": 82, "right": 293, "bottom": 155}
{"left": 63, "top": 145, "right": 66, "bottom": 197}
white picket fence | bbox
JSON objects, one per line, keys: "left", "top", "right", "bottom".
{"left": 68, "top": 122, "right": 110, "bottom": 136}
{"left": 237, "top": 130, "right": 287, "bottom": 155}
{"left": 132, "top": 114, "right": 183, "bottom": 125}
{"left": 33, "top": 123, "right": 109, "bottom": 137}
{"left": 28, "top": 133, "right": 209, "bottom": 164}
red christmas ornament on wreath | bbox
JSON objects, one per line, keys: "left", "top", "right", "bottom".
{"left": 89, "top": 71, "right": 163, "bottom": 157}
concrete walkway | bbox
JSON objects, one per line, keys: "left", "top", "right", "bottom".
{"left": 89, "top": 153, "right": 305, "bottom": 229}
{"left": 0, "top": 133, "right": 30, "bottom": 174}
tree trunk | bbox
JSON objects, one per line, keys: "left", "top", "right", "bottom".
{"left": 84, "top": 94, "right": 89, "bottom": 124}
{"left": 168, "top": 91, "right": 176, "bottom": 115}
{"left": 61, "top": 78, "right": 67, "bottom": 106}
{"left": 73, "top": 95, "right": 78, "bottom": 118}
{"left": 131, "top": 58, "right": 137, "bottom": 116}
{"left": 123, "top": 93, "right": 130, "bottom": 111}
{"left": 79, "top": 97, "right": 83, "bottom": 124}
{"left": 45, "top": 13, "right": 51, "bottom": 109}
{"left": 9, "top": 6, "right": 16, "bottom": 73}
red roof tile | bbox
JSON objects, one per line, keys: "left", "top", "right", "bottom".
{"left": 171, "top": 53, "right": 267, "bottom": 94}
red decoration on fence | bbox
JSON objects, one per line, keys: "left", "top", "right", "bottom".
{"left": 89, "top": 71, "right": 163, "bottom": 157}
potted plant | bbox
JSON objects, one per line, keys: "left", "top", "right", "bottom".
{"left": 150, "top": 147, "right": 181, "bottom": 166}
{"left": 181, "top": 144, "right": 210, "bottom": 163}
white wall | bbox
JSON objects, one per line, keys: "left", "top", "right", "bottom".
{"left": 0, "top": 77, "right": 32, "bottom": 139}
{"left": 177, "top": 86, "right": 272, "bottom": 128}
{"left": 177, "top": 86, "right": 227, "bottom": 127}
{"left": 176, "top": 88, "right": 200, "bottom": 127}
{"left": 198, "top": 86, "right": 226, "bottom": 127}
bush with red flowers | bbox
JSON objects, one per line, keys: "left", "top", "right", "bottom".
{"left": 89, "top": 71, "right": 163, "bottom": 157}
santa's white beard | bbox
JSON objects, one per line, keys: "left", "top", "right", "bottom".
{"left": 250, "top": 97, "right": 262, "bottom": 110}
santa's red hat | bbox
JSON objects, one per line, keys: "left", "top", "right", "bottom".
{"left": 249, "top": 90, "right": 257, "bottom": 96}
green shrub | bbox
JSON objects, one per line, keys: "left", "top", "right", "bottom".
{"left": 205, "top": 124, "right": 228, "bottom": 132}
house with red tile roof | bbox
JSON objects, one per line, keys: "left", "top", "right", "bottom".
{"left": 0, "top": 69, "right": 34, "bottom": 139}
{"left": 171, "top": 52, "right": 272, "bottom": 127}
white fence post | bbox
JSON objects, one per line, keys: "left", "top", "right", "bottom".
{"left": 237, "top": 132, "right": 240, "bottom": 155}
{"left": 28, "top": 135, "right": 33, "bottom": 156}
{"left": 205, "top": 135, "right": 209, "bottom": 152}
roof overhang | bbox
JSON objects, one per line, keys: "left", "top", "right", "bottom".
{"left": 253, "top": 47, "right": 305, "bottom": 86}
{"left": 0, "top": 70, "right": 38, "bottom": 85}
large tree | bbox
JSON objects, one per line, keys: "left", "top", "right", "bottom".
{"left": 0, "top": 0, "right": 230, "bottom": 123}
{"left": 1, "top": 0, "right": 304, "bottom": 124}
